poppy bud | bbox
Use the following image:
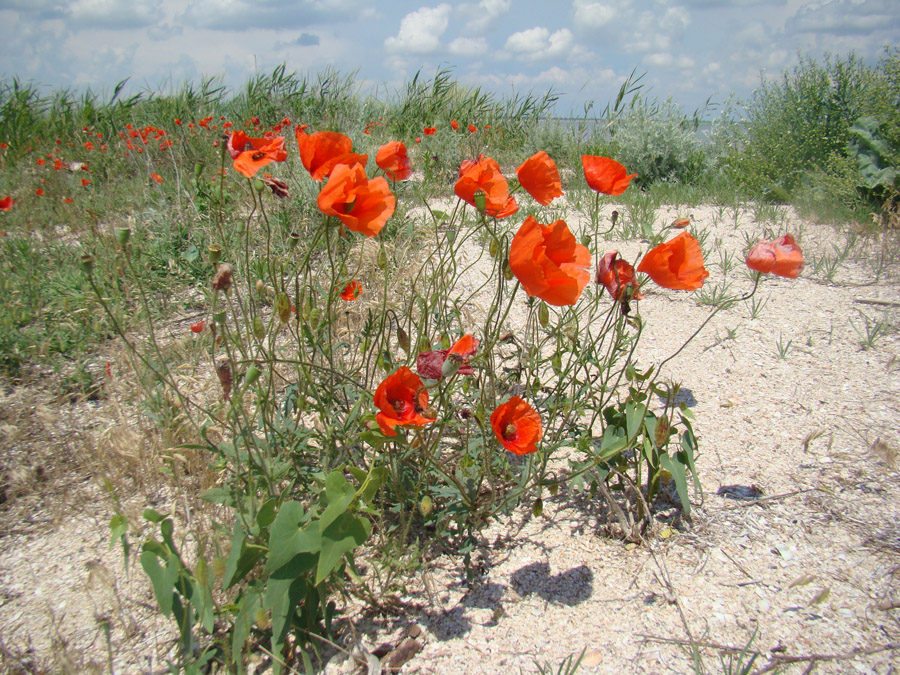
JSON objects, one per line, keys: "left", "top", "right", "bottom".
{"left": 440, "top": 333, "right": 451, "bottom": 350}
{"left": 194, "top": 162, "right": 204, "bottom": 181}
{"left": 212, "top": 557, "right": 226, "bottom": 579}
{"left": 419, "top": 495, "right": 433, "bottom": 517}
{"left": 244, "top": 363, "right": 261, "bottom": 386}
{"left": 397, "top": 326, "right": 410, "bottom": 353}
{"left": 503, "top": 260, "right": 514, "bottom": 280}
{"left": 489, "top": 237, "right": 500, "bottom": 259}
{"left": 252, "top": 316, "right": 265, "bottom": 340}
{"left": 80, "top": 253, "right": 94, "bottom": 275}
{"left": 611, "top": 210, "right": 619, "bottom": 227}
{"left": 538, "top": 303, "right": 549, "bottom": 328}
{"left": 532, "top": 498, "right": 544, "bottom": 517}
{"left": 309, "top": 307, "right": 320, "bottom": 327}
{"left": 208, "top": 244, "right": 222, "bottom": 264}
{"left": 581, "top": 234, "right": 591, "bottom": 248}
{"left": 655, "top": 416, "right": 670, "bottom": 448}
{"left": 252, "top": 178, "right": 265, "bottom": 193}
{"left": 255, "top": 279, "right": 264, "bottom": 294}
{"left": 474, "top": 190, "right": 487, "bottom": 213}
{"left": 275, "top": 292, "right": 291, "bottom": 323}
{"left": 115, "top": 227, "right": 131, "bottom": 245}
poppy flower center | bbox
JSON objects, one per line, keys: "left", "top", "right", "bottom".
{"left": 251, "top": 151, "right": 266, "bottom": 161}
{"left": 391, "top": 399, "right": 408, "bottom": 416}
{"left": 503, "top": 423, "right": 517, "bottom": 440}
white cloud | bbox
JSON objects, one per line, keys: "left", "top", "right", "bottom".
{"left": 787, "top": 0, "right": 900, "bottom": 35}
{"left": 462, "top": 0, "right": 511, "bottom": 34}
{"left": 643, "top": 52, "right": 695, "bottom": 69}
{"left": 384, "top": 4, "right": 451, "bottom": 54}
{"left": 503, "top": 27, "right": 574, "bottom": 61}
{"left": 449, "top": 37, "right": 489, "bottom": 56}
{"left": 572, "top": 0, "right": 625, "bottom": 29}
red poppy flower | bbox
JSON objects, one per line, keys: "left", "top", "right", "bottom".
{"left": 454, "top": 155, "right": 518, "bottom": 219}
{"left": 509, "top": 216, "right": 591, "bottom": 306}
{"left": 340, "top": 280, "right": 362, "bottom": 301}
{"left": 190, "top": 320, "right": 205, "bottom": 333}
{"left": 637, "top": 231, "right": 709, "bottom": 290}
{"left": 150, "top": 172, "right": 163, "bottom": 183}
{"left": 414, "top": 137, "right": 421, "bottom": 144}
{"left": 423, "top": 126, "right": 436, "bottom": 136}
{"left": 745, "top": 235, "right": 803, "bottom": 279}
{"left": 374, "top": 366, "right": 436, "bottom": 436}
{"left": 468, "top": 124, "right": 477, "bottom": 133}
{"left": 376, "top": 141, "right": 412, "bottom": 181}
{"left": 81, "top": 178, "right": 91, "bottom": 187}
{"left": 174, "top": 118, "right": 182, "bottom": 126}
{"left": 516, "top": 151, "right": 563, "bottom": 205}
{"left": 0, "top": 196, "right": 13, "bottom": 211}
{"left": 35, "top": 188, "right": 44, "bottom": 196}
{"left": 317, "top": 163, "right": 396, "bottom": 237}
{"left": 416, "top": 334, "right": 479, "bottom": 379}
{"left": 451, "top": 119, "right": 459, "bottom": 130}
{"left": 596, "top": 250, "right": 643, "bottom": 302}
{"left": 581, "top": 156, "right": 637, "bottom": 196}
{"left": 295, "top": 127, "right": 366, "bottom": 181}
{"left": 227, "top": 132, "right": 288, "bottom": 178}
{"left": 63, "top": 197, "right": 74, "bottom": 204}
{"left": 490, "top": 396, "right": 542, "bottom": 456}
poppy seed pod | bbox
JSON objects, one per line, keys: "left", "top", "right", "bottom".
{"left": 244, "top": 363, "right": 262, "bottom": 386}
{"left": 208, "top": 245, "right": 222, "bottom": 264}
{"left": 80, "top": 253, "right": 94, "bottom": 275}
{"left": 115, "top": 227, "right": 131, "bottom": 246}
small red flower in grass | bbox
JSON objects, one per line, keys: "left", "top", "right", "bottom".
{"left": 227, "top": 131, "right": 288, "bottom": 178}
{"left": 317, "top": 163, "right": 396, "bottom": 237}
{"left": 376, "top": 141, "right": 412, "bottom": 181}
{"left": 150, "top": 172, "right": 163, "bottom": 183}
{"left": 516, "top": 151, "right": 563, "bottom": 205}
{"left": 190, "top": 320, "right": 205, "bottom": 333}
{"left": 417, "top": 334, "right": 479, "bottom": 379}
{"left": 454, "top": 155, "right": 518, "bottom": 218}
{"left": 596, "top": 250, "right": 643, "bottom": 302}
{"left": 451, "top": 119, "right": 459, "bottom": 130}
{"left": 491, "top": 396, "right": 542, "bottom": 455}
{"left": 0, "top": 196, "right": 13, "bottom": 211}
{"left": 468, "top": 124, "right": 477, "bottom": 133}
{"left": 745, "top": 235, "right": 803, "bottom": 279}
{"left": 581, "top": 156, "right": 637, "bottom": 196}
{"left": 35, "top": 188, "right": 44, "bottom": 196}
{"left": 339, "top": 280, "right": 362, "bottom": 301}
{"left": 81, "top": 178, "right": 91, "bottom": 187}
{"left": 423, "top": 126, "right": 436, "bottom": 136}
{"left": 637, "top": 231, "right": 709, "bottom": 290}
{"left": 509, "top": 216, "right": 591, "bottom": 306}
{"left": 374, "top": 366, "right": 436, "bottom": 436}
{"left": 414, "top": 137, "right": 421, "bottom": 144}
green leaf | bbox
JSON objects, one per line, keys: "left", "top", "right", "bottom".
{"left": 319, "top": 471, "right": 356, "bottom": 531}
{"left": 264, "top": 555, "right": 315, "bottom": 675}
{"left": 190, "top": 557, "right": 215, "bottom": 633}
{"left": 224, "top": 522, "right": 265, "bottom": 589}
{"left": 199, "top": 487, "right": 231, "bottom": 505}
{"left": 597, "top": 426, "right": 628, "bottom": 461}
{"left": 358, "top": 465, "right": 388, "bottom": 504}
{"left": 143, "top": 508, "right": 164, "bottom": 523}
{"left": 256, "top": 498, "right": 279, "bottom": 530}
{"left": 140, "top": 550, "right": 176, "bottom": 616}
{"left": 265, "top": 501, "right": 321, "bottom": 574}
{"left": 231, "top": 587, "right": 261, "bottom": 665}
{"left": 659, "top": 454, "right": 691, "bottom": 516}
{"left": 316, "top": 513, "right": 371, "bottom": 585}
{"left": 181, "top": 244, "right": 200, "bottom": 263}
{"left": 625, "top": 402, "right": 646, "bottom": 440}
{"left": 109, "top": 514, "right": 128, "bottom": 550}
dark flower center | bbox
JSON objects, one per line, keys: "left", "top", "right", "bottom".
{"left": 503, "top": 423, "right": 517, "bottom": 440}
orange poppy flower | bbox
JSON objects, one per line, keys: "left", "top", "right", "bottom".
{"left": 490, "top": 396, "right": 542, "bottom": 456}
{"left": 454, "top": 155, "right": 518, "bottom": 219}
{"left": 581, "top": 156, "right": 637, "bottom": 196}
{"left": 295, "top": 126, "right": 366, "bottom": 181}
{"left": 374, "top": 366, "right": 436, "bottom": 436}
{"left": 376, "top": 141, "right": 412, "bottom": 181}
{"left": 509, "top": 216, "right": 591, "bottom": 306}
{"left": 745, "top": 235, "right": 803, "bottom": 279}
{"left": 423, "top": 126, "right": 436, "bottom": 136}
{"left": 516, "top": 151, "right": 563, "bottom": 205}
{"left": 227, "top": 132, "right": 288, "bottom": 178}
{"left": 0, "top": 196, "right": 13, "bottom": 211}
{"left": 416, "top": 334, "right": 479, "bottom": 379}
{"left": 340, "top": 280, "right": 363, "bottom": 301}
{"left": 468, "top": 124, "right": 477, "bottom": 133}
{"left": 190, "top": 320, "right": 205, "bottom": 333}
{"left": 317, "top": 163, "right": 396, "bottom": 237}
{"left": 150, "top": 172, "right": 163, "bottom": 183}
{"left": 451, "top": 119, "right": 459, "bottom": 130}
{"left": 637, "top": 231, "right": 709, "bottom": 290}
{"left": 596, "top": 250, "right": 643, "bottom": 302}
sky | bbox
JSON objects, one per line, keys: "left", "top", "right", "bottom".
{"left": 1, "top": 0, "right": 899, "bottom": 117}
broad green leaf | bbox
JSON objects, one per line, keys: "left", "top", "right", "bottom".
{"left": 358, "top": 465, "right": 388, "bottom": 504}
{"left": 199, "top": 487, "right": 231, "bottom": 505}
{"left": 265, "top": 501, "right": 321, "bottom": 574}
{"left": 264, "top": 554, "right": 314, "bottom": 675}
{"left": 140, "top": 550, "right": 176, "bottom": 616}
{"left": 231, "top": 587, "right": 261, "bottom": 667}
{"left": 190, "top": 557, "right": 215, "bottom": 633}
{"left": 660, "top": 454, "right": 691, "bottom": 516}
{"left": 256, "top": 498, "right": 278, "bottom": 529}
{"left": 224, "top": 522, "right": 265, "bottom": 589}
{"left": 319, "top": 471, "right": 356, "bottom": 531}
{"left": 625, "top": 402, "right": 646, "bottom": 440}
{"left": 598, "top": 426, "right": 628, "bottom": 461}
{"left": 316, "top": 513, "right": 371, "bottom": 585}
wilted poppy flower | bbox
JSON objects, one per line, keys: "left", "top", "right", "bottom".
{"left": 454, "top": 155, "right": 518, "bottom": 218}
{"left": 228, "top": 132, "right": 288, "bottom": 178}
{"left": 374, "top": 366, "right": 436, "bottom": 436}
{"left": 376, "top": 141, "right": 412, "bottom": 181}
{"left": 212, "top": 263, "right": 234, "bottom": 293}
{"left": 190, "top": 320, "right": 205, "bottom": 333}
{"left": 637, "top": 231, "right": 709, "bottom": 291}
{"left": 340, "top": 280, "right": 362, "bottom": 301}
{"left": 491, "top": 396, "right": 542, "bottom": 455}
{"left": 317, "top": 163, "right": 396, "bottom": 237}
{"left": 0, "top": 196, "right": 13, "bottom": 211}
{"left": 509, "top": 216, "right": 591, "bottom": 306}
{"left": 417, "top": 334, "right": 479, "bottom": 379}
{"left": 582, "top": 156, "right": 637, "bottom": 196}
{"left": 295, "top": 126, "right": 365, "bottom": 181}
{"left": 261, "top": 175, "right": 289, "bottom": 199}
{"left": 150, "top": 172, "right": 163, "bottom": 183}
{"left": 423, "top": 126, "right": 436, "bottom": 136}
{"left": 745, "top": 234, "right": 803, "bottom": 279}
{"left": 596, "top": 250, "right": 643, "bottom": 302}
{"left": 516, "top": 151, "right": 563, "bottom": 205}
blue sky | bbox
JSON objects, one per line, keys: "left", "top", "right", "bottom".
{"left": 1, "top": 0, "right": 898, "bottom": 116}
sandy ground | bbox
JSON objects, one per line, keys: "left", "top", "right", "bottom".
{"left": 1, "top": 202, "right": 899, "bottom": 674}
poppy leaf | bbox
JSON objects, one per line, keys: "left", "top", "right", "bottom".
{"left": 317, "top": 512, "right": 371, "bottom": 585}
{"left": 659, "top": 454, "right": 691, "bottom": 516}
